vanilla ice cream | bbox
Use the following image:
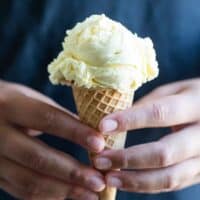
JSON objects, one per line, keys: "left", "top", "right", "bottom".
{"left": 48, "top": 14, "right": 159, "bottom": 92}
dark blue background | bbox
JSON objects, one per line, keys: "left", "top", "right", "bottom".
{"left": 0, "top": 0, "right": 200, "bottom": 199}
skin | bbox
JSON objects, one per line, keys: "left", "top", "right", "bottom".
{"left": 0, "top": 80, "right": 106, "bottom": 200}
{"left": 94, "top": 78, "right": 200, "bottom": 194}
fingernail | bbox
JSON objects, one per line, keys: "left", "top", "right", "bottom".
{"left": 87, "top": 176, "right": 105, "bottom": 192}
{"left": 95, "top": 157, "right": 112, "bottom": 170}
{"left": 100, "top": 119, "right": 118, "bottom": 133}
{"left": 107, "top": 177, "right": 122, "bottom": 188}
{"left": 87, "top": 136, "right": 104, "bottom": 151}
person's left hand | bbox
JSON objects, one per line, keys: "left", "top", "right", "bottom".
{"left": 94, "top": 78, "right": 200, "bottom": 193}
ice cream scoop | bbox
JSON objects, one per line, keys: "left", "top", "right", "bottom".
{"left": 48, "top": 14, "right": 158, "bottom": 92}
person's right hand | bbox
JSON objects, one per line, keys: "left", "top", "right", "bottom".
{"left": 0, "top": 80, "right": 105, "bottom": 200}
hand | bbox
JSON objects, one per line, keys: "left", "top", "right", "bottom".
{"left": 0, "top": 80, "right": 105, "bottom": 200}
{"left": 94, "top": 79, "right": 200, "bottom": 193}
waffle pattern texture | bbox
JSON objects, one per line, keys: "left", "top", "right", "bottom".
{"left": 73, "top": 86, "right": 133, "bottom": 200}
{"left": 73, "top": 86, "right": 133, "bottom": 149}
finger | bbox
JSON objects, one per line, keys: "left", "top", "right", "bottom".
{"left": 1, "top": 89, "right": 105, "bottom": 152}
{"left": 14, "top": 82, "right": 80, "bottom": 121}
{"left": 11, "top": 82, "right": 65, "bottom": 111}
{"left": 134, "top": 80, "right": 192, "bottom": 106}
{"left": 0, "top": 178, "right": 29, "bottom": 200}
{"left": 172, "top": 175, "right": 200, "bottom": 192}
{"left": 0, "top": 179, "right": 96, "bottom": 200}
{"left": 94, "top": 124, "right": 200, "bottom": 170}
{"left": 134, "top": 79, "right": 200, "bottom": 106}
{"left": 2, "top": 81, "right": 76, "bottom": 118}
{"left": 0, "top": 156, "right": 98, "bottom": 200}
{"left": 100, "top": 91, "right": 200, "bottom": 133}
{"left": 0, "top": 178, "right": 53, "bottom": 200}
{"left": 0, "top": 126, "right": 105, "bottom": 192}
{"left": 105, "top": 156, "right": 200, "bottom": 193}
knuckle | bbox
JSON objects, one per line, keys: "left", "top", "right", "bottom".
{"left": 66, "top": 185, "right": 78, "bottom": 198}
{"left": 126, "top": 173, "right": 140, "bottom": 190}
{"left": 25, "top": 179, "right": 41, "bottom": 197}
{"left": 69, "top": 167, "right": 82, "bottom": 181}
{"left": 151, "top": 103, "right": 168, "bottom": 122}
{"left": 42, "top": 109, "right": 58, "bottom": 131}
{"left": 66, "top": 186, "right": 94, "bottom": 200}
{"left": 23, "top": 150, "right": 47, "bottom": 172}
{"left": 118, "top": 150, "right": 128, "bottom": 168}
{"left": 117, "top": 113, "right": 132, "bottom": 131}
{"left": 164, "top": 173, "right": 178, "bottom": 189}
{"left": 129, "top": 180, "right": 139, "bottom": 190}
{"left": 69, "top": 125, "right": 81, "bottom": 142}
{"left": 156, "top": 143, "right": 171, "bottom": 167}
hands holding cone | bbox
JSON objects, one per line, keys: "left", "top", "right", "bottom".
{"left": 73, "top": 86, "right": 134, "bottom": 200}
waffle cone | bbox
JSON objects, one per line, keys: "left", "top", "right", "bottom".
{"left": 73, "top": 86, "right": 134, "bottom": 200}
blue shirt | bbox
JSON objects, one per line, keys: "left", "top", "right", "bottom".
{"left": 0, "top": 0, "right": 200, "bottom": 199}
